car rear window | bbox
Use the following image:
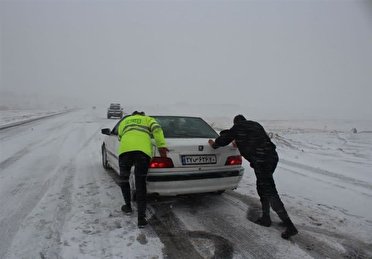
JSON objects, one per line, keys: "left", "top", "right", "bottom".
{"left": 153, "top": 116, "right": 219, "bottom": 138}
{"left": 110, "top": 104, "right": 121, "bottom": 109}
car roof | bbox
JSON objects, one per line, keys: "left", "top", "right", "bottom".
{"left": 117, "top": 115, "right": 205, "bottom": 122}
{"left": 151, "top": 115, "right": 203, "bottom": 119}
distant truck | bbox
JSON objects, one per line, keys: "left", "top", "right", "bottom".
{"left": 107, "top": 103, "right": 123, "bottom": 119}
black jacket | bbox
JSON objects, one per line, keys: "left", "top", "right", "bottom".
{"left": 212, "top": 120, "right": 277, "bottom": 164}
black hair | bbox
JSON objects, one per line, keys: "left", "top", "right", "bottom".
{"left": 132, "top": 111, "right": 145, "bottom": 115}
{"left": 233, "top": 114, "right": 246, "bottom": 124}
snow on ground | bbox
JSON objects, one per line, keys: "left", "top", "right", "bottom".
{"left": 211, "top": 119, "right": 372, "bottom": 212}
{"left": 208, "top": 117, "right": 372, "bottom": 239}
{"left": 0, "top": 109, "right": 163, "bottom": 259}
{"left": 1, "top": 109, "right": 371, "bottom": 258}
{"left": 0, "top": 108, "right": 70, "bottom": 129}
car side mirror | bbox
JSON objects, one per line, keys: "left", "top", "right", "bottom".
{"left": 101, "top": 128, "right": 111, "bottom": 135}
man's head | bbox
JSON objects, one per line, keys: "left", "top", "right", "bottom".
{"left": 132, "top": 111, "right": 145, "bottom": 116}
{"left": 233, "top": 114, "right": 246, "bottom": 124}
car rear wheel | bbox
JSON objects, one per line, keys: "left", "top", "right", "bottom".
{"left": 102, "top": 146, "right": 110, "bottom": 169}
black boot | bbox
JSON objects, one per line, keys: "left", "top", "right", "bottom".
{"left": 281, "top": 218, "right": 298, "bottom": 239}
{"left": 256, "top": 197, "right": 271, "bottom": 227}
{"left": 138, "top": 216, "right": 148, "bottom": 228}
{"left": 255, "top": 216, "right": 272, "bottom": 227}
{"left": 119, "top": 182, "right": 131, "bottom": 206}
{"left": 121, "top": 204, "right": 133, "bottom": 214}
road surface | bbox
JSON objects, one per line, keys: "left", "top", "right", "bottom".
{"left": 0, "top": 109, "right": 371, "bottom": 258}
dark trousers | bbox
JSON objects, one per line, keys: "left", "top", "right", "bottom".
{"left": 118, "top": 151, "right": 150, "bottom": 218}
{"left": 253, "top": 154, "right": 289, "bottom": 221}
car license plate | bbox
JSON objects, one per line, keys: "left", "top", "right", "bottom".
{"left": 181, "top": 155, "right": 217, "bottom": 165}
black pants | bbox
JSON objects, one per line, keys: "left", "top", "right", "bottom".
{"left": 253, "top": 154, "right": 289, "bottom": 221}
{"left": 118, "top": 151, "right": 150, "bottom": 218}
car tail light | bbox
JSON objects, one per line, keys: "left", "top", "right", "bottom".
{"left": 150, "top": 157, "right": 174, "bottom": 168}
{"left": 225, "top": 155, "right": 242, "bottom": 166}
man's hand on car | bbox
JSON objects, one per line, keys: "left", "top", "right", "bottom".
{"left": 158, "top": 147, "right": 169, "bottom": 157}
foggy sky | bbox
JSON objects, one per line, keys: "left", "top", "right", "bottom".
{"left": 1, "top": 0, "right": 372, "bottom": 120}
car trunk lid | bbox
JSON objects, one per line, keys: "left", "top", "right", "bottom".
{"left": 155, "top": 138, "right": 239, "bottom": 168}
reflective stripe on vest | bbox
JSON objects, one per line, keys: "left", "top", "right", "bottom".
{"left": 149, "top": 121, "right": 158, "bottom": 131}
{"left": 122, "top": 124, "right": 151, "bottom": 136}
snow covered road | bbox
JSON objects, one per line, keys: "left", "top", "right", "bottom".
{"left": 0, "top": 110, "right": 163, "bottom": 258}
{"left": 0, "top": 109, "right": 371, "bottom": 258}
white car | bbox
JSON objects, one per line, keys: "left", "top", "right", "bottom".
{"left": 101, "top": 116, "right": 244, "bottom": 196}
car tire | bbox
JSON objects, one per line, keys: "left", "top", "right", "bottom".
{"left": 102, "top": 146, "right": 110, "bottom": 169}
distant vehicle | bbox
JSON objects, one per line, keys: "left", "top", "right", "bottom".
{"left": 107, "top": 103, "right": 123, "bottom": 119}
{"left": 101, "top": 115, "right": 244, "bottom": 197}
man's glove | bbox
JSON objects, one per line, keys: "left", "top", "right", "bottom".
{"left": 158, "top": 147, "right": 169, "bottom": 158}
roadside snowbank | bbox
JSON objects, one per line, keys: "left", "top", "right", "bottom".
{"left": 0, "top": 109, "right": 72, "bottom": 129}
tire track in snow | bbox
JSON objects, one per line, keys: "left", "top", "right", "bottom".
{"left": 226, "top": 191, "right": 372, "bottom": 259}
{"left": 280, "top": 159, "right": 372, "bottom": 190}
{"left": 0, "top": 127, "right": 75, "bottom": 171}
{"left": 300, "top": 225, "right": 372, "bottom": 259}
{"left": 75, "top": 121, "right": 107, "bottom": 155}
{"left": 62, "top": 158, "right": 115, "bottom": 258}
{"left": 279, "top": 166, "right": 372, "bottom": 199}
{"left": 0, "top": 110, "right": 72, "bottom": 131}
{"left": 38, "top": 162, "right": 75, "bottom": 259}
{"left": 173, "top": 194, "right": 282, "bottom": 259}
{"left": 148, "top": 200, "right": 234, "bottom": 259}
{"left": 149, "top": 193, "right": 313, "bottom": 259}
{"left": 0, "top": 161, "right": 75, "bottom": 259}
{"left": 0, "top": 127, "right": 76, "bottom": 258}
{"left": 0, "top": 116, "right": 91, "bottom": 258}
{"left": 1, "top": 111, "right": 113, "bottom": 258}
{"left": 0, "top": 178, "right": 53, "bottom": 259}
{"left": 0, "top": 110, "right": 74, "bottom": 141}
{"left": 0, "top": 146, "right": 31, "bottom": 171}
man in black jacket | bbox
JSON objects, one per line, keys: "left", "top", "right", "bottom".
{"left": 208, "top": 115, "right": 298, "bottom": 239}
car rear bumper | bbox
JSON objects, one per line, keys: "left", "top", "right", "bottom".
{"left": 108, "top": 112, "right": 122, "bottom": 116}
{"left": 146, "top": 169, "right": 244, "bottom": 195}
